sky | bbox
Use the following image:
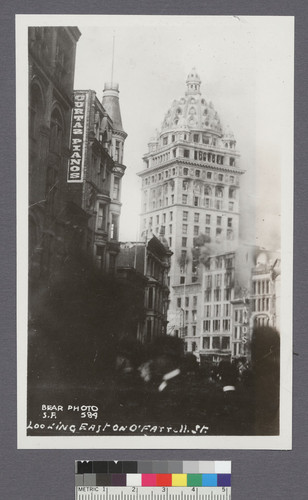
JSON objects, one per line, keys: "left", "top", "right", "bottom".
{"left": 73, "top": 16, "right": 294, "bottom": 249}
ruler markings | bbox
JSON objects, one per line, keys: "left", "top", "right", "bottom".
{"left": 76, "top": 487, "right": 231, "bottom": 500}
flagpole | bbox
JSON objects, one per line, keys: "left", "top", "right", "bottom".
{"left": 111, "top": 33, "right": 115, "bottom": 85}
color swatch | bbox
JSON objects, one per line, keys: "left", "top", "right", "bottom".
{"left": 75, "top": 461, "right": 231, "bottom": 488}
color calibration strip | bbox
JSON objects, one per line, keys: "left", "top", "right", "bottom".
{"left": 75, "top": 462, "right": 231, "bottom": 499}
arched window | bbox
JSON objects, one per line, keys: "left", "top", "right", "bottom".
{"left": 29, "top": 84, "right": 44, "bottom": 138}
{"left": 49, "top": 107, "right": 63, "bottom": 154}
{"left": 215, "top": 186, "right": 224, "bottom": 198}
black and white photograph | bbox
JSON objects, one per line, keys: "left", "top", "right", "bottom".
{"left": 17, "top": 15, "right": 293, "bottom": 449}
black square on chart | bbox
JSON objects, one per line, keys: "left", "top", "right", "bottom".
{"left": 109, "top": 461, "right": 123, "bottom": 473}
{"left": 93, "top": 462, "right": 108, "bottom": 473}
{"left": 77, "top": 461, "right": 93, "bottom": 474}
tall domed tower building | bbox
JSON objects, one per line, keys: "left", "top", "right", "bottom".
{"left": 138, "top": 69, "right": 245, "bottom": 343}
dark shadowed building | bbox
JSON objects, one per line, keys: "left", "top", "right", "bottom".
{"left": 29, "top": 26, "right": 128, "bottom": 298}
{"left": 117, "top": 233, "right": 173, "bottom": 342}
{"left": 29, "top": 26, "right": 82, "bottom": 291}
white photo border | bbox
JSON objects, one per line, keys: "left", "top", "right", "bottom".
{"left": 17, "top": 14, "right": 293, "bottom": 449}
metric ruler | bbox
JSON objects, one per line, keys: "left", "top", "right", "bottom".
{"left": 75, "top": 486, "right": 231, "bottom": 500}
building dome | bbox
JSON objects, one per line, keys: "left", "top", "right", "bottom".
{"left": 160, "top": 68, "right": 223, "bottom": 136}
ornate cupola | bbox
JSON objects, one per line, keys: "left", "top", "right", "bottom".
{"left": 185, "top": 67, "right": 201, "bottom": 95}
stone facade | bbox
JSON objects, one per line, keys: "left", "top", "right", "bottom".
{"left": 28, "top": 26, "right": 82, "bottom": 291}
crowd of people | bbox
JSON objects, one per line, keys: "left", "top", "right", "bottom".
{"left": 102, "top": 327, "right": 280, "bottom": 436}
{"left": 28, "top": 258, "right": 280, "bottom": 436}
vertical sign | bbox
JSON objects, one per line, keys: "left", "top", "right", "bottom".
{"left": 67, "top": 91, "right": 87, "bottom": 182}
{"left": 241, "top": 306, "right": 249, "bottom": 345}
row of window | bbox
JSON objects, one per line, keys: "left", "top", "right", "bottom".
{"left": 192, "top": 150, "right": 224, "bottom": 164}
{"left": 160, "top": 132, "right": 232, "bottom": 147}
{"left": 203, "top": 319, "right": 231, "bottom": 333}
{"left": 251, "top": 298, "right": 270, "bottom": 312}
{"left": 148, "top": 185, "right": 174, "bottom": 200}
{"left": 176, "top": 296, "right": 198, "bottom": 308}
{"left": 146, "top": 196, "right": 175, "bottom": 210}
{"left": 143, "top": 170, "right": 238, "bottom": 186}
{"left": 178, "top": 275, "right": 199, "bottom": 285}
{"left": 204, "top": 272, "right": 233, "bottom": 289}
{"left": 145, "top": 211, "right": 173, "bottom": 227}
{"left": 185, "top": 336, "right": 231, "bottom": 352}
{"left": 144, "top": 197, "right": 235, "bottom": 212}
{"left": 151, "top": 150, "right": 172, "bottom": 166}
{"left": 159, "top": 130, "right": 235, "bottom": 150}
{"left": 182, "top": 310, "right": 198, "bottom": 322}
{"left": 188, "top": 336, "right": 245, "bottom": 354}
{"left": 253, "top": 316, "right": 269, "bottom": 327}
{"left": 201, "top": 336, "right": 231, "bottom": 351}
{"left": 204, "top": 288, "right": 232, "bottom": 302}
{"left": 252, "top": 279, "right": 270, "bottom": 295}
{"left": 204, "top": 303, "right": 231, "bottom": 317}
{"left": 182, "top": 195, "right": 234, "bottom": 210}
{"left": 182, "top": 226, "right": 233, "bottom": 243}
{"left": 180, "top": 247, "right": 233, "bottom": 270}
{"left": 145, "top": 183, "right": 236, "bottom": 200}
{"left": 205, "top": 256, "right": 234, "bottom": 271}
{"left": 181, "top": 148, "right": 236, "bottom": 167}
{"left": 182, "top": 182, "right": 237, "bottom": 200}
